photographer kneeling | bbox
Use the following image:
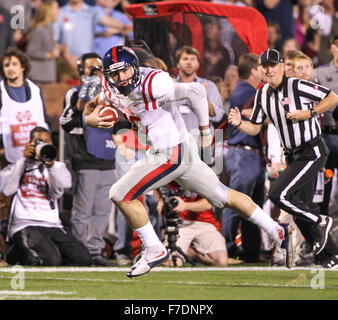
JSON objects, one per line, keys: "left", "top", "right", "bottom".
{"left": 1, "top": 127, "right": 91, "bottom": 266}
{"left": 156, "top": 183, "right": 228, "bottom": 267}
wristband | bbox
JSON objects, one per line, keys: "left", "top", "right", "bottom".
{"left": 200, "top": 128, "right": 212, "bottom": 136}
{"left": 235, "top": 120, "right": 242, "bottom": 128}
{"left": 310, "top": 108, "right": 317, "bottom": 118}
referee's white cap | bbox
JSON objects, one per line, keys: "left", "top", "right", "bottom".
{"left": 260, "top": 49, "right": 284, "bottom": 66}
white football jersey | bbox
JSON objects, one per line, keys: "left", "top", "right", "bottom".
{"left": 100, "top": 67, "right": 189, "bottom": 150}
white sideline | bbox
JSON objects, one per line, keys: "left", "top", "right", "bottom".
{"left": 0, "top": 266, "right": 320, "bottom": 272}
{"left": 0, "top": 290, "right": 75, "bottom": 295}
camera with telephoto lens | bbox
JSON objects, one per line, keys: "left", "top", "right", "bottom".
{"left": 34, "top": 139, "right": 57, "bottom": 162}
{"left": 159, "top": 185, "right": 185, "bottom": 219}
{"left": 159, "top": 186, "right": 184, "bottom": 239}
{"left": 89, "top": 65, "right": 102, "bottom": 76}
{"left": 159, "top": 185, "right": 184, "bottom": 252}
{"left": 159, "top": 185, "right": 196, "bottom": 266}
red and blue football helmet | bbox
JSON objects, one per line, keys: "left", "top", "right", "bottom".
{"left": 103, "top": 46, "right": 141, "bottom": 95}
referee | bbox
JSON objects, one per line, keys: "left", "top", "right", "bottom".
{"left": 228, "top": 49, "right": 338, "bottom": 268}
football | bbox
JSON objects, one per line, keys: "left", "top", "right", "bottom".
{"left": 98, "top": 105, "right": 119, "bottom": 122}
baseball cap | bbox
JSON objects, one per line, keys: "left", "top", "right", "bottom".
{"left": 260, "top": 49, "right": 284, "bottom": 66}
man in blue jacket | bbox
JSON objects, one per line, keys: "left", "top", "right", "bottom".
{"left": 221, "top": 53, "right": 265, "bottom": 262}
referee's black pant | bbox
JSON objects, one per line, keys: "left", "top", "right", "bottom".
{"left": 268, "top": 136, "right": 329, "bottom": 226}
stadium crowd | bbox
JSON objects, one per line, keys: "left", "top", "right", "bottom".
{"left": 0, "top": 0, "right": 337, "bottom": 270}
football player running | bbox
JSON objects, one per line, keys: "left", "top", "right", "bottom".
{"left": 84, "top": 46, "right": 289, "bottom": 277}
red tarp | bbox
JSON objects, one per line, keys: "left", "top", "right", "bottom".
{"left": 125, "top": 1, "right": 268, "bottom": 57}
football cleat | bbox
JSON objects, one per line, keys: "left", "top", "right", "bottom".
{"left": 127, "top": 248, "right": 169, "bottom": 278}
{"left": 312, "top": 215, "right": 333, "bottom": 256}
{"left": 322, "top": 255, "right": 338, "bottom": 270}
{"left": 272, "top": 223, "right": 291, "bottom": 268}
{"left": 278, "top": 223, "right": 291, "bottom": 268}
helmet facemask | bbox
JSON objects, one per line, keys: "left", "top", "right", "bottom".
{"left": 104, "top": 60, "right": 140, "bottom": 95}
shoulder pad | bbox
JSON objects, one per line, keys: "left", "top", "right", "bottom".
{"left": 142, "top": 70, "right": 174, "bottom": 100}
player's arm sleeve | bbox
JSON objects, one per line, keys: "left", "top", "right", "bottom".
{"left": 157, "top": 81, "right": 209, "bottom": 127}
{"left": 100, "top": 74, "right": 116, "bottom": 105}
{"left": 100, "top": 91, "right": 111, "bottom": 105}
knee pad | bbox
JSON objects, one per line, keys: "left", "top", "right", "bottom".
{"left": 109, "top": 183, "right": 124, "bottom": 202}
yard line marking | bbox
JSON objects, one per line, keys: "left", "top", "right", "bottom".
{"left": 0, "top": 295, "right": 97, "bottom": 300}
{"left": 0, "top": 266, "right": 325, "bottom": 273}
{"left": 0, "top": 290, "right": 75, "bottom": 296}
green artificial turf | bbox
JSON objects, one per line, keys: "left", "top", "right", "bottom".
{"left": 0, "top": 265, "right": 337, "bottom": 300}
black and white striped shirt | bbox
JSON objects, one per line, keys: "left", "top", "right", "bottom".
{"left": 250, "top": 76, "right": 331, "bottom": 149}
